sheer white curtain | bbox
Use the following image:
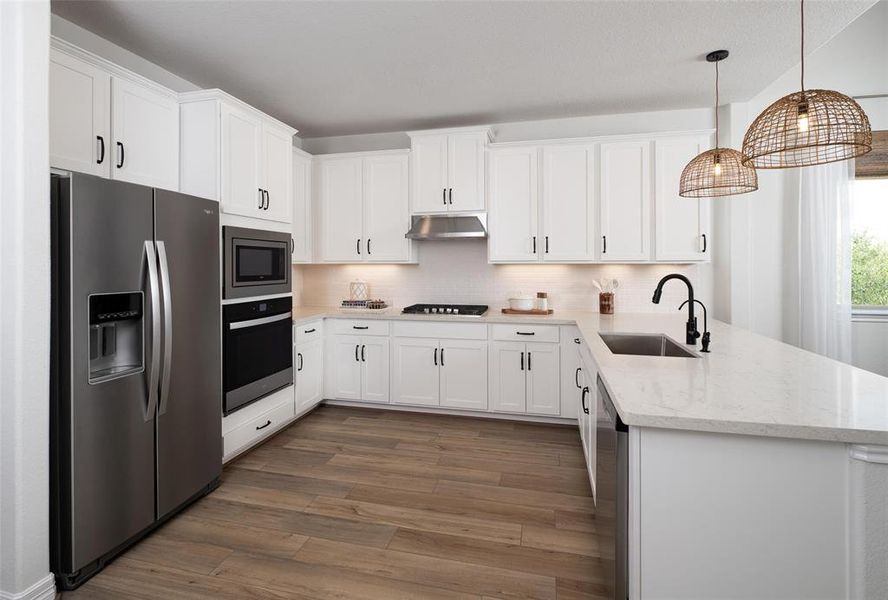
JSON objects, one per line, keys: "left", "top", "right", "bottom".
{"left": 797, "top": 160, "right": 853, "bottom": 362}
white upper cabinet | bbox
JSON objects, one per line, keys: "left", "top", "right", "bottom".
{"left": 488, "top": 146, "right": 539, "bottom": 262}
{"left": 261, "top": 122, "right": 294, "bottom": 223}
{"left": 411, "top": 135, "right": 449, "bottom": 213}
{"left": 220, "top": 102, "right": 262, "bottom": 217}
{"left": 316, "top": 151, "right": 412, "bottom": 263}
{"left": 50, "top": 43, "right": 178, "bottom": 190}
{"left": 180, "top": 89, "right": 297, "bottom": 222}
{"left": 409, "top": 127, "right": 491, "bottom": 214}
{"left": 319, "top": 157, "right": 364, "bottom": 262}
{"left": 50, "top": 49, "right": 110, "bottom": 177}
{"left": 111, "top": 78, "right": 179, "bottom": 191}
{"left": 599, "top": 140, "right": 651, "bottom": 261}
{"left": 542, "top": 144, "right": 597, "bottom": 262}
{"left": 363, "top": 154, "right": 410, "bottom": 262}
{"left": 291, "top": 150, "right": 313, "bottom": 263}
{"left": 654, "top": 136, "right": 712, "bottom": 262}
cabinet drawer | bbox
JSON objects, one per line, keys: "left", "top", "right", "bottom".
{"left": 328, "top": 319, "right": 390, "bottom": 336}
{"left": 223, "top": 398, "right": 294, "bottom": 460}
{"left": 392, "top": 321, "right": 487, "bottom": 340}
{"left": 295, "top": 319, "right": 323, "bottom": 345}
{"left": 491, "top": 323, "right": 560, "bottom": 343}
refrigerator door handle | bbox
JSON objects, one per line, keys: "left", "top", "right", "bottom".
{"left": 157, "top": 240, "right": 173, "bottom": 416}
{"left": 144, "top": 241, "right": 161, "bottom": 421}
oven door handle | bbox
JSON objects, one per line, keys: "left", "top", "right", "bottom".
{"left": 229, "top": 312, "right": 293, "bottom": 330}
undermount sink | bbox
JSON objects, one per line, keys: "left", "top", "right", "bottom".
{"left": 599, "top": 333, "right": 698, "bottom": 358}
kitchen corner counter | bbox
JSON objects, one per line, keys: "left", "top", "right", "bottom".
{"left": 292, "top": 305, "right": 888, "bottom": 445}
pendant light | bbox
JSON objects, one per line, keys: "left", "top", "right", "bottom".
{"left": 679, "top": 50, "right": 758, "bottom": 198}
{"left": 742, "top": 0, "right": 872, "bottom": 168}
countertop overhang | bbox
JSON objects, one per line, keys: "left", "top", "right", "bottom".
{"left": 291, "top": 306, "right": 888, "bottom": 445}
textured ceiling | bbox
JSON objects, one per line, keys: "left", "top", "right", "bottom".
{"left": 51, "top": 0, "right": 876, "bottom": 137}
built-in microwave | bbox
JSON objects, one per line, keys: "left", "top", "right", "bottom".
{"left": 223, "top": 226, "right": 291, "bottom": 299}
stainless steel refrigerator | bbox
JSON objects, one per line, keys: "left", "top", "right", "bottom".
{"left": 50, "top": 171, "right": 222, "bottom": 589}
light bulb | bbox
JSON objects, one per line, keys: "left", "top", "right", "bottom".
{"left": 797, "top": 114, "right": 809, "bottom": 132}
{"left": 713, "top": 162, "right": 722, "bottom": 176}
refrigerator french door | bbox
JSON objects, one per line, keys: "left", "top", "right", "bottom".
{"left": 50, "top": 172, "right": 222, "bottom": 590}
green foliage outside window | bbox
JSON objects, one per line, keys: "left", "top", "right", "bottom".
{"left": 852, "top": 231, "right": 888, "bottom": 306}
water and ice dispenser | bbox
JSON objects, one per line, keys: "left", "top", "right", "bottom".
{"left": 88, "top": 292, "right": 144, "bottom": 383}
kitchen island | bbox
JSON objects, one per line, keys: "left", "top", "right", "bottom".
{"left": 291, "top": 305, "right": 888, "bottom": 599}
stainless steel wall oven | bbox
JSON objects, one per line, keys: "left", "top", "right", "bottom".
{"left": 223, "top": 297, "right": 293, "bottom": 414}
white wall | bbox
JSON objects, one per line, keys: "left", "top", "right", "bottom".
{"left": 718, "top": 0, "right": 888, "bottom": 364}
{"left": 0, "top": 3, "right": 55, "bottom": 599}
{"left": 295, "top": 242, "right": 712, "bottom": 315}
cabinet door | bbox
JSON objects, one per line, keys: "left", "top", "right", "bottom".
{"left": 296, "top": 339, "right": 324, "bottom": 411}
{"left": 220, "top": 103, "right": 263, "bottom": 218}
{"left": 577, "top": 364, "right": 589, "bottom": 452}
{"left": 488, "top": 147, "right": 539, "bottom": 262}
{"left": 391, "top": 338, "right": 440, "bottom": 406}
{"left": 542, "top": 145, "right": 596, "bottom": 261}
{"left": 260, "top": 122, "right": 293, "bottom": 224}
{"left": 411, "top": 135, "right": 449, "bottom": 213}
{"left": 291, "top": 152, "right": 312, "bottom": 263}
{"left": 655, "top": 137, "right": 710, "bottom": 262}
{"left": 364, "top": 154, "right": 410, "bottom": 262}
{"left": 440, "top": 340, "right": 488, "bottom": 411}
{"left": 111, "top": 78, "right": 179, "bottom": 190}
{"left": 361, "top": 337, "right": 390, "bottom": 404}
{"left": 326, "top": 335, "right": 362, "bottom": 400}
{"left": 447, "top": 133, "right": 485, "bottom": 212}
{"left": 489, "top": 342, "right": 527, "bottom": 413}
{"left": 560, "top": 328, "right": 582, "bottom": 418}
{"left": 600, "top": 141, "right": 651, "bottom": 261}
{"left": 526, "top": 343, "right": 560, "bottom": 416}
{"left": 50, "top": 50, "right": 111, "bottom": 177}
{"left": 319, "top": 157, "right": 364, "bottom": 262}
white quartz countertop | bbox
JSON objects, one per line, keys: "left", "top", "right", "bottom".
{"left": 292, "top": 305, "right": 888, "bottom": 445}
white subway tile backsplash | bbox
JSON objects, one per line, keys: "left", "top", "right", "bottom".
{"left": 295, "top": 241, "right": 711, "bottom": 313}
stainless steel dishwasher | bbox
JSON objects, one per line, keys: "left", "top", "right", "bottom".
{"left": 597, "top": 375, "right": 628, "bottom": 600}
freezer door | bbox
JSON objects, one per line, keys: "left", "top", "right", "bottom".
{"left": 154, "top": 189, "right": 222, "bottom": 517}
{"left": 65, "top": 173, "right": 157, "bottom": 571}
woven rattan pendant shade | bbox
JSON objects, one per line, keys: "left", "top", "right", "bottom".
{"left": 680, "top": 148, "right": 758, "bottom": 197}
{"left": 679, "top": 50, "right": 758, "bottom": 198}
{"left": 741, "top": 89, "right": 872, "bottom": 168}
{"left": 741, "top": 0, "right": 871, "bottom": 169}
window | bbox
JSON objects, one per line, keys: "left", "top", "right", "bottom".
{"left": 852, "top": 178, "right": 888, "bottom": 312}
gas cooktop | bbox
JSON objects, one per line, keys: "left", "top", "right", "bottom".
{"left": 401, "top": 304, "right": 489, "bottom": 317}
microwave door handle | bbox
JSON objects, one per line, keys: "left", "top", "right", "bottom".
{"left": 229, "top": 312, "right": 293, "bottom": 330}
{"left": 156, "top": 241, "right": 173, "bottom": 416}
{"left": 143, "top": 241, "right": 160, "bottom": 421}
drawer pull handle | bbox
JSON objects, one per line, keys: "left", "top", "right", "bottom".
{"left": 516, "top": 331, "right": 535, "bottom": 336}
{"left": 352, "top": 326, "right": 369, "bottom": 330}
{"left": 256, "top": 419, "right": 271, "bottom": 431}
{"left": 574, "top": 337, "right": 581, "bottom": 344}
{"left": 304, "top": 328, "right": 316, "bottom": 334}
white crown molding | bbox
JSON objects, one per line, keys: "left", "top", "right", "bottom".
{"left": 488, "top": 128, "right": 715, "bottom": 149}
{"left": 179, "top": 89, "right": 298, "bottom": 136}
{"left": 50, "top": 36, "right": 177, "bottom": 100}
{"left": 312, "top": 148, "right": 410, "bottom": 160}
{"left": 407, "top": 125, "right": 494, "bottom": 140}
{"left": 0, "top": 574, "right": 55, "bottom": 600}
{"left": 849, "top": 444, "right": 888, "bottom": 464}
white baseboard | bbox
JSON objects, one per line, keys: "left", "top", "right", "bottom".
{"left": 322, "top": 399, "right": 577, "bottom": 425}
{"left": 0, "top": 574, "right": 55, "bottom": 600}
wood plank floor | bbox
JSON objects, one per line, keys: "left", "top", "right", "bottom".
{"left": 62, "top": 405, "right": 612, "bottom": 600}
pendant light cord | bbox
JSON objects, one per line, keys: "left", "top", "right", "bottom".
{"left": 800, "top": 0, "right": 805, "bottom": 92}
{"left": 714, "top": 58, "right": 720, "bottom": 147}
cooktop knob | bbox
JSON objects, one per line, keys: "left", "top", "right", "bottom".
{"left": 453, "top": 308, "right": 460, "bottom": 314}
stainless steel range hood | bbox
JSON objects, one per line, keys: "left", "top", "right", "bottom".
{"left": 405, "top": 213, "right": 488, "bottom": 240}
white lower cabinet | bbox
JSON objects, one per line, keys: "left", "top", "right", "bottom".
{"left": 489, "top": 341, "right": 560, "bottom": 415}
{"left": 392, "top": 337, "right": 488, "bottom": 410}
{"left": 577, "top": 341, "right": 598, "bottom": 499}
{"left": 295, "top": 339, "right": 323, "bottom": 412}
{"left": 326, "top": 334, "right": 390, "bottom": 403}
